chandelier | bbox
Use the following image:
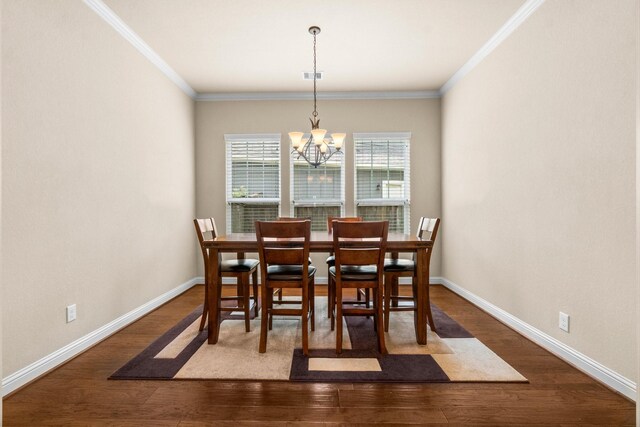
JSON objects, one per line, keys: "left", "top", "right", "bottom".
{"left": 289, "top": 26, "right": 345, "bottom": 168}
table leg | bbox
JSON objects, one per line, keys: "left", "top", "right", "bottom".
{"left": 207, "top": 248, "right": 221, "bottom": 344}
{"left": 415, "top": 249, "right": 427, "bottom": 345}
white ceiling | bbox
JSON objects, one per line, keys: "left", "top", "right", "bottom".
{"left": 103, "top": 0, "right": 526, "bottom": 93}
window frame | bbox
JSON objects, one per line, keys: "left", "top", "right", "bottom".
{"left": 353, "top": 132, "right": 411, "bottom": 234}
{"left": 225, "top": 133, "right": 282, "bottom": 233}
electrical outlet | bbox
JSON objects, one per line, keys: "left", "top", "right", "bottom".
{"left": 559, "top": 311, "right": 569, "bottom": 332}
{"left": 66, "top": 304, "right": 77, "bottom": 323}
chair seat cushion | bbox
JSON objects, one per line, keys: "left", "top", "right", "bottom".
{"left": 325, "top": 255, "right": 335, "bottom": 266}
{"left": 329, "top": 265, "right": 378, "bottom": 281}
{"left": 383, "top": 258, "right": 415, "bottom": 272}
{"left": 221, "top": 258, "right": 260, "bottom": 273}
{"left": 267, "top": 264, "right": 316, "bottom": 281}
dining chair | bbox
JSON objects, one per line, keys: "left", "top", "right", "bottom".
{"left": 326, "top": 216, "right": 364, "bottom": 318}
{"left": 194, "top": 218, "right": 259, "bottom": 333}
{"left": 330, "top": 220, "right": 388, "bottom": 354}
{"left": 256, "top": 220, "right": 315, "bottom": 355}
{"left": 274, "top": 217, "right": 312, "bottom": 306}
{"left": 383, "top": 217, "right": 440, "bottom": 333}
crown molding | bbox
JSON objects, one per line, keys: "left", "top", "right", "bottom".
{"left": 439, "top": 0, "right": 546, "bottom": 95}
{"left": 83, "top": 0, "right": 197, "bottom": 99}
{"left": 82, "top": 0, "right": 544, "bottom": 101}
{"left": 195, "top": 90, "right": 441, "bottom": 101}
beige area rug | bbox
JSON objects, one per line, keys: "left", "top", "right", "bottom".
{"left": 111, "top": 298, "right": 527, "bottom": 383}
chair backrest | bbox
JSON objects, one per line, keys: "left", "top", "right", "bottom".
{"left": 333, "top": 221, "right": 388, "bottom": 274}
{"left": 193, "top": 218, "right": 218, "bottom": 257}
{"left": 193, "top": 218, "right": 220, "bottom": 279}
{"left": 255, "top": 220, "right": 312, "bottom": 267}
{"left": 327, "top": 216, "right": 362, "bottom": 232}
{"left": 416, "top": 217, "right": 440, "bottom": 263}
{"left": 417, "top": 217, "right": 440, "bottom": 242}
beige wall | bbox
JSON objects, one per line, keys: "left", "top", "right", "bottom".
{"left": 636, "top": 0, "right": 639, "bottom": 418}
{"left": 195, "top": 99, "right": 442, "bottom": 277}
{"left": 442, "top": 0, "right": 637, "bottom": 381}
{"left": 1, "top": 1, "right": 197, "bottom": 376}
{"left": 1, "top": 0, "right": 3, "bottom": 418}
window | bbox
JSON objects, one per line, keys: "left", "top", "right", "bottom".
{"left": 225, "top": 134, "right": 280, "bottom": 233}
{"left": 290, "top": 137, "right": 345, "bottom": 231}
{"left": 354, "top": 132, "right": 411, "bottom": 233}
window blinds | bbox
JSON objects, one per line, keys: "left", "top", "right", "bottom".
{"left": 354, "top": 132, "right": 411, "bottom": 233}
{"left": 225, "top": 134, "right": 281, "bottom": 233}
{"left": 290, "top": 141, "right": 345, "bottom": 231}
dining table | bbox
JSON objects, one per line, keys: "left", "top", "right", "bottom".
{"left": 202, "top": 231, "right": 434, "bottom": 346}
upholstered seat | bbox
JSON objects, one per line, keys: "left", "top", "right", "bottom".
{"left": 267, "top": 264, "right": 317, "bottom": 280}
{"left": 382, "top": 258, "right": 414, "bottom": 272}
{"left": 329, "top": 265, "right": 378, "bottom": 281}
{"left": 221, "top": 259, "right": 260, "bottom": 272}
{"left": 325, "top": 255, "right": 335, "bottom": 266}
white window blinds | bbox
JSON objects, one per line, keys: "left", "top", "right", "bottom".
{"left": 354, "top": 132, "right": 411, "bottom": 233}
{"left": 225, "top": 134, "right": 281, "bottom": 233}
{"left": 290, "top": 139, "right": 345, "bottom": 231}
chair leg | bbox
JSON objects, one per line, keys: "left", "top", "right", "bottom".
{"left": 376, "top": 284, "right": 387, "bottom": 354}
{"left": 330, "top": 275, "right": 336, "bottom": 331}
{"left": 336, "top": 282, "right": 343, "bottom": 354}
{"left": 277, "top": 287, "right": 283, "bottom": 303}
{"left": 199, "top": 285, "right": 209, "bottom": 332}
{"left": 309, "top": 277, "right": 315, "bottom": 332}
{"left": 392, "top": 277, "right": 399, "bottom": 308}
{"left": 372, "top": 288, "right": 378, "bottom": 332}
{"left": 252, "top": 270, "right": 259, "bottom": 317}
{"left": 384, "top": 273, "right": 392, "bottom": 332}
{"left": 259, "top": 285, "right": 269, "bottom": 353}
{"left": 242, "top": 274, "right": 250, "bottom": 333}
{"left": 411, "top": 277, "right": 418, "bottom": 332}
{"left": 302, "top": 282, "right": 309, "bottom": 356}
{"left": 327, "top": 275, "right": 333, "bottom": 318}
{"left": 237, "top": 281, "right": 244, "bottom": 308}
{"left": 269, "top": 302, "right": 273, "bottom": 331}
{"left": 425, "top": 282, "right": 436, "bottom": 333}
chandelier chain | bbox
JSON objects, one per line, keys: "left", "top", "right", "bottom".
{"left": 289, "top": 26, "right": 343, "bottom": 168}
{"left": 313, "top": 32, "right": 317, "bottom": 118}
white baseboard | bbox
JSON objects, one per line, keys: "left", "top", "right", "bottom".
{"left": 439, "top": 277, "right": 637, "bottom": 401}
{"left": 1, "top": 277, "right": 200, "bottom": 397}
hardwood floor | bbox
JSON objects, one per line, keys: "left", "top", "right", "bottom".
{"left": 3, "top": 285, "right": 635, "bottom": 426}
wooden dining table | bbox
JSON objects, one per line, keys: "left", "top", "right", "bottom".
{"left": 202, "top": 231, "right": 434, "bottom": 346}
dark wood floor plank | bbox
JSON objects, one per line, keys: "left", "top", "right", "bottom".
{"left": 178, "top": 406, "right": 447, "bottom": 424}
{"left": 2, "top": 284, "right": 634, "bottom": 426}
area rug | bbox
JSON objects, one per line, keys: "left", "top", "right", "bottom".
{"left": 110, "top": 298, "right": 527, "bottom": 383}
